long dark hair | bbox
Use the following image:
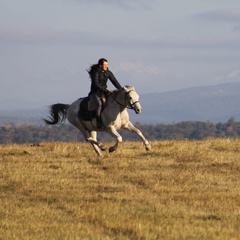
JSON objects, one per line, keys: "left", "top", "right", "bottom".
{"left": 87, "top": 58, "right": 108, "bottom": 79}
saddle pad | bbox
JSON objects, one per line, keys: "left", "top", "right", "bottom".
{"left": 78, "top": 97, "right": 96, "bottom": 121}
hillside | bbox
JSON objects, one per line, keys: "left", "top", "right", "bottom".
{"left": 1, "top": 81, "right": 240, "bottom": 125}
{"left": 132, "top": 81, "right": 240, "bottom": 123}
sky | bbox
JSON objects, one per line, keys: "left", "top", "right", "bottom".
{"left": 1, "top": 0, "right": 240, "bottom": 111}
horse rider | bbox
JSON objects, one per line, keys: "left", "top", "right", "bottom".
{"left": 87, "top": 58, "right": 122, "bottom": 128}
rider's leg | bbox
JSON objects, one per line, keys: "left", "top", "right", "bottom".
{"left": 92, "top": 93, "right": 103, "bottom": 128}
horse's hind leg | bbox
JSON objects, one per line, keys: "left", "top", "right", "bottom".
{"left": 72, "top": 123, "right": 103, "bottom": 156}
{"left": 90, "top": 131, "right": 107, "bottom": 151}
{"left": 86, "top": 132, "right": 104, "bottom": 157}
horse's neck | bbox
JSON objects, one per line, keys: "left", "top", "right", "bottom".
{"left": 102, "top": 91, "right": 129, "bottom": 125}
{"left": 106, "top": 91, "right": 125, "bottom": 111}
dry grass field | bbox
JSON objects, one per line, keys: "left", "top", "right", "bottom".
{"left": 0, "top": 139, "right": 239, "bottom": 239}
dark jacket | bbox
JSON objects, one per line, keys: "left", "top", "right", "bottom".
{"left": 89, "top": 66, "right": 122, "bottom": 94}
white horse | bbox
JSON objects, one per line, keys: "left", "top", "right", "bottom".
{"left": 44, "top": 85, "right": 151, "bottom": 156}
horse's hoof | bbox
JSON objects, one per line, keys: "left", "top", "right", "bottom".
{"left": 98, "top": 142, "right": 106, "bottom": 151}
{"left": 100, "top": 146, "right": 107, "bottom": 151}
{"left": 109, "top": 146, "right": 115, "bottom": 153}
{"left": 146, "top": 146, "right": 152, "bottom": 151}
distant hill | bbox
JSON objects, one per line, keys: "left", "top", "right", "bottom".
{"left": 1, "top": 81, "right": 240, "bottom": 125}
{"left": 130, "top": 81, "right": 240, "bottom": 123}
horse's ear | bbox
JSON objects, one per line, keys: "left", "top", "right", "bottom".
{"left": 123, "top": 85, "right": 134, "bottom": 92}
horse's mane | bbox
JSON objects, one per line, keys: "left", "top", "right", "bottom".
{"left": 112, "top": 85, "right": 135, "bottom": 94}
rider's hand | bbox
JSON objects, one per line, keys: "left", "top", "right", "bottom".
{"left": 106, "top": 90, "right": 112, "bottom": 95}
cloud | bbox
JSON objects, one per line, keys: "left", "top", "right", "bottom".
{"left": 214, "top": 69, "right": 240, "bottom": 84}
{"left": 117, "top": 61, "right": 166, "bottom": 77}
{"left": 195, "top": 8, "right": 240, "bottom": 22}
{"left": 149, "top": 36, "right": 240, "bottom": 50}
{"left": 227, "top": 69, "right": 240, "bottom": 79}
{"left": 66, "top": 0, "right": 156, "bottom": 10}
{"left": 234, "top": 24, "right": 240, "bottom": 31}
{"left": 1, "top": 27, "right": 240, "bottom": 51}
{"left": 0, "top": 27, "right": 100, "bottom": 45}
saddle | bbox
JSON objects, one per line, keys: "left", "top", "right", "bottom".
{"left": 78, "top": 95, "right": 106, "bottom": 121}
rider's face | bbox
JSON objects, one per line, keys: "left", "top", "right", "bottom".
{"left": 100, "top": 61, "right": 108, "bottom": 71}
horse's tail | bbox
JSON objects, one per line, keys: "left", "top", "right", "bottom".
{"left": 43, "top": 103, "right": 70, "bottom": 125}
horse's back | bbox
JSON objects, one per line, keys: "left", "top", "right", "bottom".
{"left": 67, "top": 98, "right": 82, "bottom": 124}
{"left": 67, "top": 96, "right": 97, "bottom": 124}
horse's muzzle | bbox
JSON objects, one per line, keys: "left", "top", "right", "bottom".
{"left": 132, "top": 101, "right": 142, "bottom": 114}
{"left": 135, "top": 107, "right": 142, "bottom": 114}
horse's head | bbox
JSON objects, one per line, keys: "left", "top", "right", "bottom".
{"left": 123, "top": 86, "right": 142, "bottom": 114}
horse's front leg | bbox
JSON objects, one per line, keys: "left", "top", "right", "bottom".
{"left": 105, "top": 126, "right": 123, "bottom": 153}
{"left": 123, "top": 121, "right": 151, "bottom": 151}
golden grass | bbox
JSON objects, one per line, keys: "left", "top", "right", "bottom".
{"left": 0, "top": 139, "right": 240, "bottom": 239}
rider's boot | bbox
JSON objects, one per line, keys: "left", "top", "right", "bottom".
{"left": 96, "top": 115, "right": 102, "bottom": 129}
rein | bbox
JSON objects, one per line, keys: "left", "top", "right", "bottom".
{"left": 112, "top": 88, "right": 139, "bottom": 110}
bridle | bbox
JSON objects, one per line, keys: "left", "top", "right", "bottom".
{"left": 112, "top": 88, "right": 139, "bottom": 110}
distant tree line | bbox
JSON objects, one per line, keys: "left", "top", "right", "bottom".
{"left": 0, "top": 117, "right": 239, "bottom": 144}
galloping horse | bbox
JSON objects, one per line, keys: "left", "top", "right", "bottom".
{"left": 44, "top": 85, "right": 151, "bottom": 156}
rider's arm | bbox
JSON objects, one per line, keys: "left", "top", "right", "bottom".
{"left": 108, "top": 71, "right": 122, "bottom": 90}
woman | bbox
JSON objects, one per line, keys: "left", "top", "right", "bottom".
{"left": 88, "top": 58, "right": 122, "bottom": 128}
